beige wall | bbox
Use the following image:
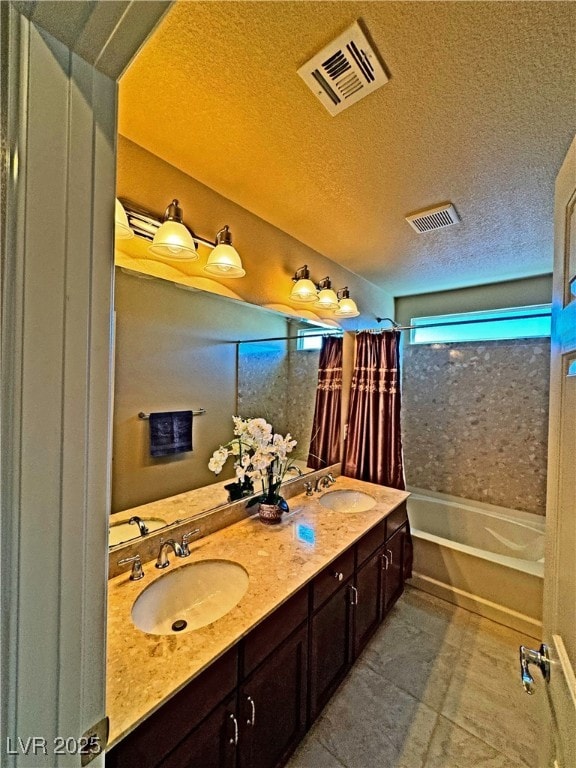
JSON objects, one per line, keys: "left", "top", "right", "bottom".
{"left": 112, "top": 269, "right": 289, "bottom": 512}
{"left": 117, "top": 135, "right": 395, "bottom": 325}
{"left": 395, "top": 274, "right": 552, "bottom": 326}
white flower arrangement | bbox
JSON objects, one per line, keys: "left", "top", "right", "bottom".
{"left": 209, "top": 417, "right": 299, "bottom": 505}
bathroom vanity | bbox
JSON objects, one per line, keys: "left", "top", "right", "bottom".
{"left": 106, "top": 476, "right": 409, "bottom": 768}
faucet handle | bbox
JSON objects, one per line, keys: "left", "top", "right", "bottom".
{"left": 327, "top": 473, "right": 336, "bottom": 484}
{"left": 181, "top": 528, "right": 201, "bottom": 556}
{"left": 304, "top": 481, "right": 314, "bottom": 496}
{"left": 118, "top": 554, "right": 144, "bottom": 581}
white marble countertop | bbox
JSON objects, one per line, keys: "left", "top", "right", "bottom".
{"left": 106, "top": 476, "right": 409, "bottom": 748}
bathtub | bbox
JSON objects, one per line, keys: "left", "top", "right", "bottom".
{"left": 406, "top": 488, "right": 545, "bottom": 637}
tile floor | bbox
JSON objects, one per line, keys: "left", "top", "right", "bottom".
{"left": 287, "top": 586, "right": 547, "bottom": 768}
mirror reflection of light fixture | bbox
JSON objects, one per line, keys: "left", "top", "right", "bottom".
{"left": 334, "top": 287, "right": 360, "bottom": 318}
{"left": 203, "top": 226, "right": 245, "bottom": 278}
{"left": 314, "top": 277, "right": 339, "bottom": 311}
{"left": 149, "top": 199, "right": 198, "bottom": 260}
{"left": 115, "top": 198, "right": 134, "bottom": 240}
{"left": 290, "top": 265, "right": 319, "bottom": 303}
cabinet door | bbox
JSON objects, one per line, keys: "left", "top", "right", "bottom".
{"left": 239, "top": 624, "right": 308, "bottom": 768}
{"left": 353, "top": 548, "right": 383, "bottom": 658}
{"left": 383, "top": 524, "right": 406, "bottom": 615}
{"left": 309, "top": 580, "right": 353, "bottom": 722}
{"left": 157, "top": 694, "right": 237, "bottom": 768}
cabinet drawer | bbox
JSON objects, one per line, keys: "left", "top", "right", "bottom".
{"left": 386, "top": 501, "right": 408, "bottom": 539}
{"left": 356, "top": 521, "right": 386, "bottom": 567}
{"left": 243, "top": 587, "right": 308, "bottom": 677}
{"left": 311, "top": 547, "right": 354, "bottom": 611}
{"left": 106, "top": 646, "right": 238, "bottom": 768}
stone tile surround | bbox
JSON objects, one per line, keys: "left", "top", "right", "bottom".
{"left": 401, "top": 339, "right": 550, "bottom": 515}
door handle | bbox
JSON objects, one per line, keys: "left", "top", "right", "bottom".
{"left": 380, "top": 553, "right": 389, "bottom": 570}
{"left": 228, "top": 713, "right": 239, "bottom": 745}
{"left": 519, "top": 644, "right": 550, "bottom": 694}
{"left": 245, "top": 695, "right": 256, "bottom": 727}
{"left": 349, "top": 585, "right": 358, "bottom": 605}
{"left": 387, "top": 548, "right": 393, "bottom": 564}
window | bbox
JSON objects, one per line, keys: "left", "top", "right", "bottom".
{"left": 410, "top": 304, "right": 551, "bottom": 345}
{"left": 296, "top": 327, "right": 341, "bottom": 351}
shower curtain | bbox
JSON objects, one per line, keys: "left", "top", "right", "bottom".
{"left": 343, "top": 330, "right": 412, "bottom": 577}
{"left": 307, "top": 335, "right": 343, "bottom": 470}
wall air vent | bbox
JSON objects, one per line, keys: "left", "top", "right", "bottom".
{"left": 297, "top": 21, "right": 389, "bottom": 116}
{"left": 405, "top": 203, "right": 461, "bottom": 233}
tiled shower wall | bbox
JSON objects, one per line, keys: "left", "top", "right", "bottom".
{"left": 401, "top": 338, "right": 550, "bottom": 515}
{"left": 237, "top": 344, "right": 320, "bottom": 463}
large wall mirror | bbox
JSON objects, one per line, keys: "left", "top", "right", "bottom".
{"left": 110, "top": 256, "right": 341, "bottom": 549}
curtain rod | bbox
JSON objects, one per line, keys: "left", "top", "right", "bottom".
{"left": 377, "top": 311, "right": 550, "bottom": 333}
{"left": 234, "top": 311, "right": 550, "bottom": 345}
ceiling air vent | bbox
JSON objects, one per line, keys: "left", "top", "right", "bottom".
{"left": 405, "top": 203, "right": 461, "bottom": 233}
{"left": 297, "top": 21, "right": 389, "bottom": 116}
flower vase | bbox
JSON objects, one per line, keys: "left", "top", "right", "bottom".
{"left": 257, "top": 502, "right": 283, "bottom": 525}
{"left": 257, "top": 497, "right": 289, "bottom": 525}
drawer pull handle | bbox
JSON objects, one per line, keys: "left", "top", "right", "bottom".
{"left": 246, "top": 695, "right": 256, "bottom": 727}
{"left": 334, "top": 571, "right": 344, "bottom": 581}
{"left": 229, "top": 713, "right": 239, "bottom": 746}
{"left": 387, "top": 548, "right": 393, "bottom": 564}
{"left": 381, "top": 553, "right": 389, "bottom": 570}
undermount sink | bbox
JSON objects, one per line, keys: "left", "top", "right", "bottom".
{"left": 109, "top": 518, "right": 166, "bottom": 547}
{"left": 319, "top": 489, "right": 377, "bottom": 513}
{"left": 131, "top": 560, "right": 249, "bottom": 635}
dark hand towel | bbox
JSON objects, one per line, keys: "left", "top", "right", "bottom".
{"left": 149, "top": 411, "right": 193, "bottom": 457}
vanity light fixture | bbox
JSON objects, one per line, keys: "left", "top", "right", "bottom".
{"left": 149, "top": 199, "right": 198, "bottom": 260}
{"left": 203, "top": 226, "right": 246, "bottom": 278}
{"left": 115, "top": 198, "right": 134, "bottom": 240}
{"left": 290, "top": 266, "right": 361, "bottom": 317}
{"left": 334, "top": 287, "right": 360, "bottom": 318}
{"left": 290, "top": 265, "right": 320, "bottom": 303}
{"left": 117, "top": 198, "right": 246, "bottom": 278}
{"left": 314, "top": 277, "right": 339, "bottom": 311}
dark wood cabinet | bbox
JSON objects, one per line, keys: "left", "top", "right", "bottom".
{"left": 309, "top": 578, "right": 353, "bottom": 721}
{"left": 383, "top": 523, "right": 407, "bottom": 614}
{"left": 107, "top": 502, "right": 409, "bottom": 768}
{"left": 353, "top": 548, "right": 383, "bottom": 657}
{"left": 157, "top": 694, "right": 237, "bottom": 768}
{"left": 239, "top": 624, "right": 308, "bottom": 768}
{"left": 106, "top": 647, "right": 238, "bottom": 768}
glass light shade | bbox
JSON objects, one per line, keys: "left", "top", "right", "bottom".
{"left": 290, "top": 279, "right": 318, "bottom": 302}
{"left": 115, "top": 199, "right": 133, "bottom": 240}
{"left": 203, "top": 244, "right": 245, "bottom": 278}
{"left": 315, "top": 288, "right": 339, "bottom": 311}
{"left": 149, "top": 220, "right": 198, "bottom": 260}
{"left": 334, "top": 297, "right": 360, "bottom": 317}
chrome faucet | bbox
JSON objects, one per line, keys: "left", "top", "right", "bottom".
{"left": 118, "top": 554, "right": 144, "bottom": 580}
{"left": 315, "top": 473, "right": 336, "bottom": 492}
{"left": 155, "top": 539, "right": 185, "bottom": 569}
{"left": 129, "top": 516, "right": 149, "bottom": 537}
{"left": 180, "top": 528, "right": 201, "bottom": 556}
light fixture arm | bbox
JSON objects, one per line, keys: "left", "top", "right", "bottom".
{"left": 215, "top": 225, "right": 233, "bottom": 246}
{"left": 163, "top": 199, "right": 184, "bottom": 223}
{"left": 292, "top": 265, "right": 311, "bottom": 283}
{"left": 337, "top": 287, "right": 351, "bottom": 300}
{"left": 119, "top": 198, "right": 219, "bottom": 249}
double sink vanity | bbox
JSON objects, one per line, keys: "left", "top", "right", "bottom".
{"left": 106, "top": 471, "right": 409, "bottom": 768}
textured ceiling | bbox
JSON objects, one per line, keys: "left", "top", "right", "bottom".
{"left": 119, "top": 1, "right": 576, "bottom": 297}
